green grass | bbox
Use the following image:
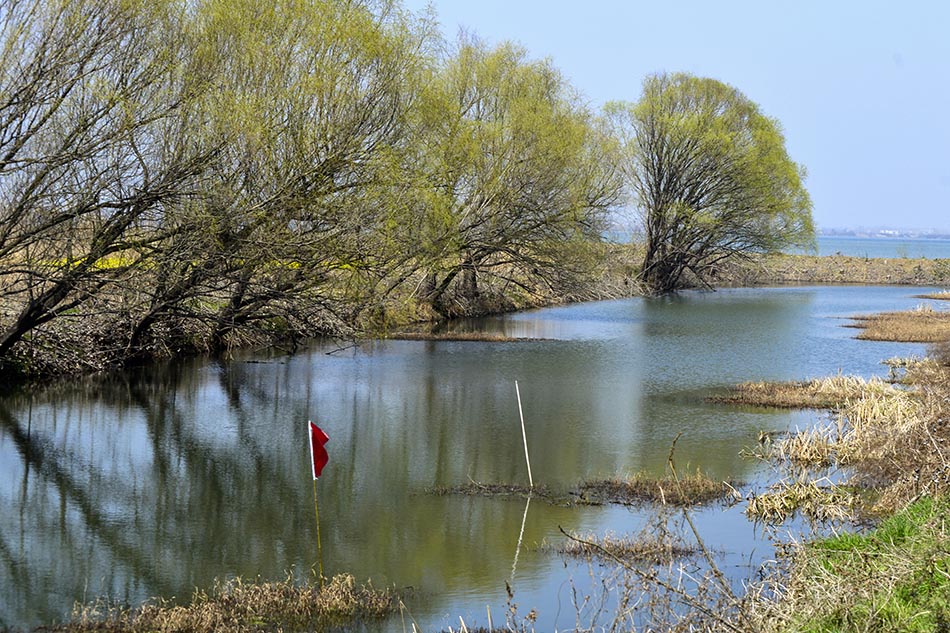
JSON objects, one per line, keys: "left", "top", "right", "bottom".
{"left": 785, "top": 496, "right": 950, "bottom": 632}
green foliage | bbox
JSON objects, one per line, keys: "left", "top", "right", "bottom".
{"left": 607, "top": 72, "right": 815, "bottom": 294}
{"left": 399, "top": 34, "right": 622, "bottom": 316}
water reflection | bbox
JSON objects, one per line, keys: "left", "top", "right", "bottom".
{"left": 0, "top": 286, "right": 939, "bottom": 630}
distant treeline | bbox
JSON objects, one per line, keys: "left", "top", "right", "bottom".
{"left": 0, "top": 0, "right": 626, "bottom": 376}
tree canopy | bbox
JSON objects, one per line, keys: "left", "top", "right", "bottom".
{"left": 405, "top": 36, "right": 621, "bottom": 317}
{"left": 607, "top": 73, "right": 814, "bottom": 294}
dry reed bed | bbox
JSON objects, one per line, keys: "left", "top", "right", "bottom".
{"left": 733, "top": 304, "right": 950, "bottom": 630}
{"left": 739, "top": 361, "right": 949, "bottom": 518}
{"left": 746, "top": 480, "right": 857, "bottom": 523}
{"left": 849, "top": 304, "right": 950, "bottom": 342}
{"left": 711, "top": 374, "right": 901, "bottom": 410}
{"left": 52, "top": 574, "right": 397, "bottom": 633}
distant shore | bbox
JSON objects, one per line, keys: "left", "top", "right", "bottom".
{"left": 715, "top": 252, "right": 950, "bottom": 288}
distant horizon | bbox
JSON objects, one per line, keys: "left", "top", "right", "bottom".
{"left": 818, "top": 226, "right": 950, "bottom": 237}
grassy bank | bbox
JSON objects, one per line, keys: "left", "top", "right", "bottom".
{"left": 729, "top": 325, "right": 950, "bottom": 631}
{"left": 749, "top": 495, "right": 950, "bottom": 631}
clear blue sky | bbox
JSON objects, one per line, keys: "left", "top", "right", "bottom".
{"left": 404, "top": 0, "right": 950, "bottom": 232}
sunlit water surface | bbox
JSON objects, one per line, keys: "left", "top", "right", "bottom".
{"left": 0, "top": 285, "right": 944, "bottom": 630}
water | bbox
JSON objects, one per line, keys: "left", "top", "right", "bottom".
{"left": 803, "top": 236, "right": 950, "bottom": 259}
{"left": 0, "top": 286, "right": 942, "bottom": 630}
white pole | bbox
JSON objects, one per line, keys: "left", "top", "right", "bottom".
{"left": 515, "top": 380, "right": 533, "bottom": 488}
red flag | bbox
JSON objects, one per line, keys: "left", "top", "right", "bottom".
{"left": 309, "top": 421, "right": 329, "bottom": 479}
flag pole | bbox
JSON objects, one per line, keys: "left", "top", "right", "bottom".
{"left": 312, "top": 478, "right": 324, "bottom": 587}
{"left": 515, "top": 380, "right": 533, "bottom": 489}
{"left": 308, "top": 421, "right": 330, "bottom": 588}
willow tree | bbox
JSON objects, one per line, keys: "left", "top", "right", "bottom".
{"left": 123, "top": 0, "right": 431, "bottom": 355}
{"left": 408, "top": 37, "right": 622, "bottom": 317}
{"left": 0, "top": 0, "right": 212, "bottom": 368}
{"left": 607, "top": 73, "right": 814, "bottom": 294}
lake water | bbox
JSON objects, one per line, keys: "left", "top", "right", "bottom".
{"left": 0, "top": 286, "right": 943, "bottom": 630}
{"left": 807, "top": 236, "right": 950, "bottom": 259}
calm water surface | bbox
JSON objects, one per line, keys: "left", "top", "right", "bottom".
{"left": 0, "top": 286, "right": 943, "bottom": 630}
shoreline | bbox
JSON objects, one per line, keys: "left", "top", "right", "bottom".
{"left": 2, "top": 251, "right": 948, "bottom": 382}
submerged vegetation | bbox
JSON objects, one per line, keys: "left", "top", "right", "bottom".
{"left": 557, "top": 529, "right": 696, "bottom": 564}
{"left": 388, "top": 331, "right": 547, "bottom": 342}
{"left": 577, "top": 472, "right": 741, "bottom": 507}
{"left": 429, "top": 470, "right": 740, "bottom": 508}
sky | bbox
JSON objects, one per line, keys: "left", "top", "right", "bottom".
{"left": 402, "top": 0, "right": 950, "bottom": 232}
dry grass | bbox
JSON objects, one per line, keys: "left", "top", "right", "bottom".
{"left": 745, "top": 480, "right": 857, "bottom": 523}
{"left": 771, "top": 424, "right": 841, "bottom": 467}
{"left": 914, "top": 289, "right": 950, "bottom": 300}
{"left": 850, "top": 304, "right": 950, "bottom": 342}
{"left": 557, "top": 530, "right": 696, "bottom": 564}
{"left": 712, "top": 375, "right": 900, "bottom": 410}
{"left": 746, "top": 361, "right": 950, "bottom": 518}
{"left": 578, "top": 471, "right": 741, "bottom": 507}
{"left": 55, "top": 573, "right": 397, "bottom": 632}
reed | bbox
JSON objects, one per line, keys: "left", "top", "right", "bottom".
{"left": 745, "top": 480, "right": 856, "bottom": 523}
{"left": 772, "top": 424, "right": 840, "bottom": 466}
{"left": 712, "top": 374, "right": 900, "bottom": 410}
{"left": 850, "top": 304, "right": 950, "bottom": 342}
{"left": 57, "top": 573, "right": 397, "bottom": 632}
